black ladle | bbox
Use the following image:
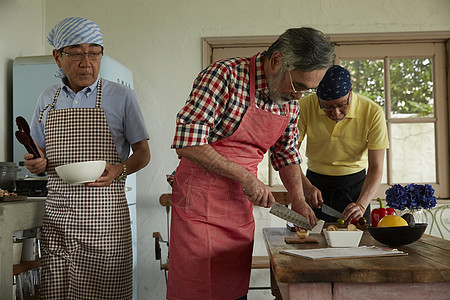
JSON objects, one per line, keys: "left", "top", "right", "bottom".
{"left": 15, "top": 116, "right": 41, "bottom": 158}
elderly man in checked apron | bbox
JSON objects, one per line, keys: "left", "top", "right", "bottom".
{"left": 24, "top": 17, "right": 150, "bottom": 299}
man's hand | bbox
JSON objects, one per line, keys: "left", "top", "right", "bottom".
{"left": 303, "top": 182, "right": 323, "bottom": 209}
{"left": 24, "top": 141, "right": 46, "bottom": 174}
{"left": 342, "top": 202, "right": 366, "bottom": 223}
{"left": 177, "top": 144, "right": 276, "bottom": 207}
{"left": 86, "top": 162, "right": 123, "bottom": 187}
{"left": 242, "top": 176, "right": 275, "bottom": 208}
{"left": 278, "top": 164, "right": 318, "bottom": 228}
{"left": 291, "top": 198, "right": 318, "bottom": 229}
{"left": 86, "top": 139, "right": 150, "bottom": 187}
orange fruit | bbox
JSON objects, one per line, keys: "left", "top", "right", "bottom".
{"left": 378, "top": 215, "right": 408, "bottom": 227}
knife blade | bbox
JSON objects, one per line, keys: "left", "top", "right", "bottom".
{"left": 269, "top": 202, "right": 312, "bottom": 230}
{"left": 319, "top": 203, "right": 345, "bottom": 219}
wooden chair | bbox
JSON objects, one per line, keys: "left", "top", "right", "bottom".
{"left": 153, "top": 191, "right": 289, "bottom": 289}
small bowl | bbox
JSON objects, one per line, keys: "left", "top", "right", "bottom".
{"left": 55, "top": 160, "right": 106, "bottom": 185}
{"left": 367, "top": 223, "right": 427, "bottom": 247}
{"left": 310, "top": 220, "right": 325, "bottom": 234}
{"left": 323, "top": 229, "right": 363, "bottom": 247}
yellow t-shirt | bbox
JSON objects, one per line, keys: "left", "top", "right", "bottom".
{"left": 298, "top": 92, "right": 389, "bottom": 176}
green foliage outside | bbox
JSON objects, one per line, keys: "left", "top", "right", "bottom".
{"left": 341, "top": 59, "right": 434, "bottom": 117}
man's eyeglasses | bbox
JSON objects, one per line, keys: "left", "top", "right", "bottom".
{"left": 288, "top": 71, "right": 315, "bottom": 95}
{"left": 319, "top": 91, "right": 351, "bottom": 112}
{"left": 61, "top": 51, "right": 103, "bottom": 61}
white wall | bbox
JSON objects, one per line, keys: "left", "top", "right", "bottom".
{"left": 0, "top": 0, "right": 43, "bottom": 160}
{"left": 1, "top": 0, "right": 450, "bottom": 299}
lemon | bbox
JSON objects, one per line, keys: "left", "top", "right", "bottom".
{"left": 377, "top": 215, "right": 408, "bottom": 227}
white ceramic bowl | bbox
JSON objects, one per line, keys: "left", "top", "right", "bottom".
{"left": 323, "top": 229, "right": 363, "bottom": 247}
{"left": 55, "top": 160, "right": 106, "bottom": 185}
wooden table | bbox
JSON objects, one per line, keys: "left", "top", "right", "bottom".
{"left": 263, "top": 227, "right": 450, "bottom": 300}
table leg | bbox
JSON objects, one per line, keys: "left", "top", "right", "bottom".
{"left": 269, "top": 265, "right": 282, "bottom": 300}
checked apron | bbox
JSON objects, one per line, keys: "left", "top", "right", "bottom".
{"left": 167, "top": 55, "right": 290, "bottom": 300}
{"left": 39, "top": 79, "right": 132, "bottom": 299}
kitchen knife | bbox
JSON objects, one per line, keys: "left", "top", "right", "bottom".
{"left": 269, "top": 202, "right": 312, "bottom": 230}
{"left": 319, "top": 203, "right": 345, "bottom": 219}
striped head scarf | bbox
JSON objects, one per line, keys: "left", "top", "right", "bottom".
{"left": 48, "top": 17, "right": 103, "bottom": 50}
{"left": 316, "top": 65, "right": 351, "bottom": 100}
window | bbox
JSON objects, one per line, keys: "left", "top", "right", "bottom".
{"left": 203, "top": 32, "right": 450, "bottom": 198}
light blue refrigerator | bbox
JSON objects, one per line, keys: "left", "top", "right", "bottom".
{"left": 12, "top": 55, "right": 138, "bottom": 299}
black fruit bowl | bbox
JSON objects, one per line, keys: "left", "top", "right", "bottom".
{"left": 367, "top": 223, "right": 428, "bottom": 247}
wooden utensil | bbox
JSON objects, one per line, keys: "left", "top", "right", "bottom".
{"left": 15, "top": 116, "right": 40, "bottom": 158}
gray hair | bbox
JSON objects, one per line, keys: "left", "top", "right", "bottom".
{"left": 267, "top": 27, "right": 335, "bottom": 72}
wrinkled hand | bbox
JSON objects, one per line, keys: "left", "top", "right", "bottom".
{"left": 24, "top": 144, "right": 46, "bottom": 174}
{"left": 85, "top": 162, "right": 122, "bottom": 187}
{"left": 342, "top": 203, "right": 366, "bottom": 223}
{"left": 242, "top": 177, "right": 275, "bottom": 208}
{"left": 303, "top": 183, "right": 323, "bottom": 209}
{"left": 291, "top": 199, "right": 318, "bottom": 229}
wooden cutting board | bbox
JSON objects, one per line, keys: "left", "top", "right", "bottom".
{"left": 0, "top": 195, "right": 27, "bottom": 202}
{"left": 285, "top": 236, "right": 319, "bottom": 244}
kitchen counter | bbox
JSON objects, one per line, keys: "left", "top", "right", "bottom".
{"left": 263, "top": 227, "right": 450, "bottom": 300}
{"left": 0, "top": 199, "right": 46, "bottom": 299}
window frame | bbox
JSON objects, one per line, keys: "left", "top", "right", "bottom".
{"left": 335, "top": 42, "right": 448, "bottom": 198}
{"left": 202, "top": 31, "right": 450, "bottom": 199}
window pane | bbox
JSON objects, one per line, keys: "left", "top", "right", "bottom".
{"left": 390, "top": 58, "right": 434, "bottom": 118}
{"left": 257, "top": 152, "right": 269, "bottom": 184}
{"left": 391, "top": 123, "right": 436, "bottom": 182}
{"left": 340, "top": 59, "right": 388, "bottom": 184}
{"left": 340, "top": 59, "right": 385, "bottom": 108}
{"left": 381, "top": 158, "right": 387, "bottom": 184}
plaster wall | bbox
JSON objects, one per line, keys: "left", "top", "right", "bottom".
{"left": 1, "top": 0, "right": 449, "bottom": 298}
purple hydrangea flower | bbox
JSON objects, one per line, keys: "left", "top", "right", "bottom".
{"left": 385, "top": 183, "right": 436, "bottom": 210}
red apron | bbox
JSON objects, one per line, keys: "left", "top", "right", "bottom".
{"left": 167, "top": 55, "right": 290, "bottom": 300}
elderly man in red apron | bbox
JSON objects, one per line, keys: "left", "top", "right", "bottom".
{"left": 24, "top": 17, "right": 150, "bottom": 299}
{"left": 168, "top": 28, "right": 335, "bottom": 300}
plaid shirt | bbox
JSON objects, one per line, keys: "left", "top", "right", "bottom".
{"left": 172, "top": 52, "right": 301, "bottom": 170}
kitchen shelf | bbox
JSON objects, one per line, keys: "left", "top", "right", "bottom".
{"left": 13, "top": 259, "right": 40, "bottom": 275}
{"left": 0, "top": 199, "right": 45, "bottom": 299}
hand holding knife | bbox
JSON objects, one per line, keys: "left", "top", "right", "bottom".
{"left": 243, "top": 188, "right": 274, "bottom": 208}
{"left": 318, "top": 202, "right": 345, "bottom": 219}
{"left": 244, "top": 189, "right": 317, "bottom": 229}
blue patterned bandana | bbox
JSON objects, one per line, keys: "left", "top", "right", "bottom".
{"left": 47, "top": 17, "right": 103, "bottom": 50}
{"left": 316, "top": 65, "right": 351, "bottom": 100}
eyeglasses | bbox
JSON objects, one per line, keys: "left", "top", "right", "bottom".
{"left": 288, "top": 71, "right": 316, "bottom": 95}
{"left": 61, "top": 51, "right": 103, "bottom": 61}
{"left": 319, "top": 92, "right": 351, "bottom": 112}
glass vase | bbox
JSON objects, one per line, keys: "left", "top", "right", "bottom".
{"left": 401, "top": 208, "right": 425, "bottom": 224}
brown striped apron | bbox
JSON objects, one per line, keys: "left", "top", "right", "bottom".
{"left": 39, "top": 79, "right": 132, "bottom": 299}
